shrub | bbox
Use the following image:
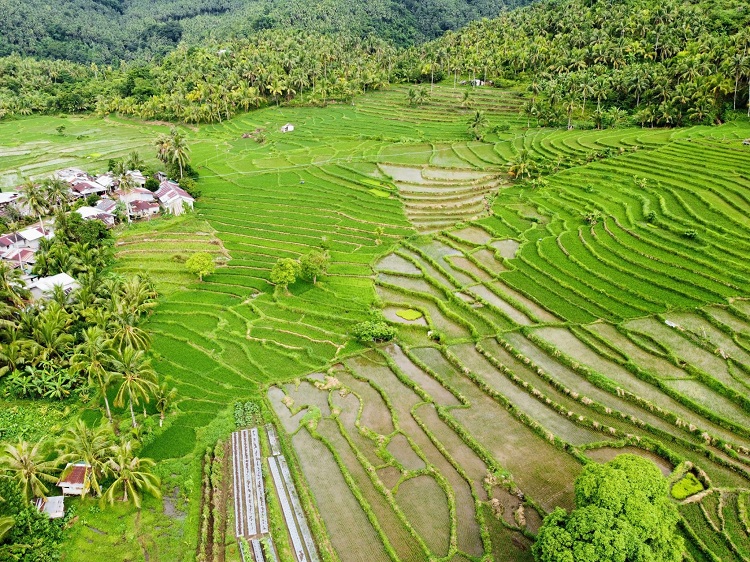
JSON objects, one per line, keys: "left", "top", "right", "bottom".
{"left": 671, "top": 473, "right": 704, "bottom": 500}
{"left": 353, "top": 320, "right": 396, "bottom": 343}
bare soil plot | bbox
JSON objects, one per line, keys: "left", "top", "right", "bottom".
{"left": 284, "top": 381, "right": 331, "bottom": 417}
{"left": 414, "top": 403, "right": 488, "bottom": 497}
{"left": 395, "top": 475, "right": 451, "bottom": 557}
{"left": 268, "top": 386, "right": 307, "bottom": 434}
{"left": 448, "top": 255, "right": 494, "bottom": 282}
{"left": 384, "top": 344, "right": 462, "bottom": 406}
{"left": 625, "top": 317, "right": 747, "bottom": 395}
{"left": 334, "top": 370, "right": 395, "bottom": 437}
{"left": 387, "top": 434, "right": 426, "bottom": 470}
{"left": 586, "top": 323, "right": 690, "bottom": 380}
{"left": 705, "top": 305, "right": 750, "bottom": 336}
{"left": 449, "top": 342, "right": 602, "bottom": 446}
{"left": 470, "top": 248, "right": 506, "bottom": 273}
{"left": 291, "top": 430, "right": 391, "bottom": 562}
{"left": 377, "top": 466, "right": 402, "bottom": 490}
{"left": 490, "top": 239, "right": 520, "bottom": 259}
{"left": 347, "top": 353, "right": 485, "bottom": 557}
{"left": 315, "top": 419, "right": 427, "bottom": 562}
{"left": 373, "top": 253, "right": 421, "bottom": 275}
{"left": 484, "top": 505, "right": 535, "bottom": 562}
{"left": 451, "top": 226, "right": 494, "bottom": 245}
{"left": 467, "top": 284, "right": 533, "bottom": 326}
{"left": 664, "top": 312, "right": 750, "bottom": 366}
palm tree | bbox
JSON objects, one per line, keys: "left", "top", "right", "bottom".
{"left": 126, "top": 151, "right": 144, "bottom": 171}
{"left": 17, "top": 179, "right": 49, "bottom": 235}
{"left": 154, "top": 383, "right": 178, "bottom": 428}
{"left": 108, "top": 299, "right": 151, "bottom": 352}
{"left": 0, "top": 439, "right": 60, "bottom": 501}
{"left": 119, "top": 275, "right": 158, "bottom": 317}
{"left": 103, "top": 441, "right": 160, "bottom": 507}
{"left": 467, "top": 110, "right": 489, "bottom": 141}
{"left": 508, "top": 149, "right": 534, "bottom": 180}
{"left": 0, "top": 515, "right": 13, "bottom": 541}
{"left": 71, "top": 327, "right": 118, "bottom": 423}
{"left": 118, "top": 172, "right": 137, "bottom": 223}
{"left": 111, "top": 346, "right": 157, "bottom": 428}
{"left": 154, "top": 133, "right": 172, "bottom": 168}
{"left": 45, "top": 178, "right": 70, "bottom": 212}
{"left": 0, "top": 260, "right": 30, "bottom": 308}
{"left": 58, "top": 420, "right": 114, "bottom": 497}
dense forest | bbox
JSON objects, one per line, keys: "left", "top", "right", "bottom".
{"left": 416, "top": 0, "right": 750, "bottom": 126}
{"left": 0, "top": 0, "right": 528, "bottom": 63}
{"left": 0, "top": 0, "right": 749, "bottom": 126}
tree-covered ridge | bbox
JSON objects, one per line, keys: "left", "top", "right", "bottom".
{"left": 416, "top": 0, "right": 750, "bottom": 126}
{"left": 0, "top": 30, "right": 406, "bottom": 123}
{"left": 0, "top": 0, "right": 528, "bottom": 64}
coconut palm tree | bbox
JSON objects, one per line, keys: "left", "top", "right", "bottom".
{"left": 17, "top": 179, "right": 49, "bottom": 235}
{"left": 58, "top": 420, "right": 114, "bottom": 497}
{"left": 118, "top": 275, "right": 158, "bottom": 317}
{"left": 117, "top": 172, "right": 137, "bottom": 223}
{"left": 0, "top": 515, "right": 13, "bottom": 541}
{"left": 126, "top": 151, "right": 144, "bottom": 171}
{"left": 108, "top": 298, "right": 151, "bottom": 352}
{"left": 111, "top": 346, "right": 157, "bottom": 428}
{"left": 169, "top": 130, "right": 191, "bottom": 179}
{"left": 103, "top": 441, "right": 160, "bottom": 507}
{"left": 154, "top": 383, "right": 178, "bottom": 428}
{"left": 467, "top": 110, "right": 489, "bottom": 141}
{"left": 0, "top": 439, "right": 60, "bottom": 501}
{"left": 0, "top": 260, "right": 30, "bottom": 308}
{"left": 71, "top": 327, "right": 118, "bottom": 423}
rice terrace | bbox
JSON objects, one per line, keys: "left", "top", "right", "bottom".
{"left": 2, "top": 78, "right": 750, "bottom": 561}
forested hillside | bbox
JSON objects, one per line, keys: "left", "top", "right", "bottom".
{"left": 1, "top": 0, "right": 749, "bottom": 127}
{"left": 416, "top": 0, "right": 750, "bottom": 126}
{"left": 0, "top": 0, "right": 527, "bottom": 63}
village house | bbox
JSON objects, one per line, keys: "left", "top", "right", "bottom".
{"left": 28, "top": 272, "right": 79, "bottom": 300}
{"left": 1, "top": 247, "right": 36, "bottom": 271}
{"left": 76, "top": 206, "right": 116, "bottom": 227}
{"left": 34, "top": 496, "right": 65, "bottom": 520}
{"left": 0, "top": 232, "right": 24, "bottom": 251}
{"left": 69, "top": 178, "right": 108, "bottom": 198}
{"left": 130, "top": 199, "right": 160, "bottom": 219}
{"left": 0, "top": 191, "right": 20, "bottom": 209}
{"left": 126, "top": 170, "right": 147, "bottom": 188}
{"left": 95, "top": 198, "right": 118, "bottom": 214}
{"left": 18, "top": 226, "right": 49, "bottom": 250}
{"left": 55, "top": 167, "right": 88, "bottom": 183}
{"left": 114, "top": 187, "right": 155, "bottom": 204}
{"left": 57, "top": 462, "right": 91, "bottom": 496}
{"left": 94, "top": 173, "right": 116, "bottom": 191}
{"left": 155, "top": 180, "right": 195, "bottom": 215}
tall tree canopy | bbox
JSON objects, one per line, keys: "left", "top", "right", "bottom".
{"left": 533, "top": 454, "right": 683, "bottom": 562}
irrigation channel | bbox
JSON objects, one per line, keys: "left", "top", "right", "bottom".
{"left": 231, "top": 426, "right": 319, "bottom": 562}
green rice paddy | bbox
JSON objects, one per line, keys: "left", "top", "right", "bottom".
{"left": 2, "top": 82, "right": 750, "bottom": 560}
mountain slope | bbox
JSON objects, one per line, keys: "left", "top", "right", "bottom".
{"left": 0, "top": 0, "right": 529, "bottom": 63}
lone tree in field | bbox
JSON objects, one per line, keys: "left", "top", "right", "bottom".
{"left": 299, "top": 249, "right": 330, "bottom": 284}
{"left": 533, "top": 454, "right": 683, "bottom": 562}
{"left": 270, "top": 257, "right": 301, "bottom": 294}
{"left": 185, "top": 252, "right": 215, "bottom": 281}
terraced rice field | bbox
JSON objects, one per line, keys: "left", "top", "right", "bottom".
{"left": 3, "top": 82, "right": 750, "bottom": 560}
